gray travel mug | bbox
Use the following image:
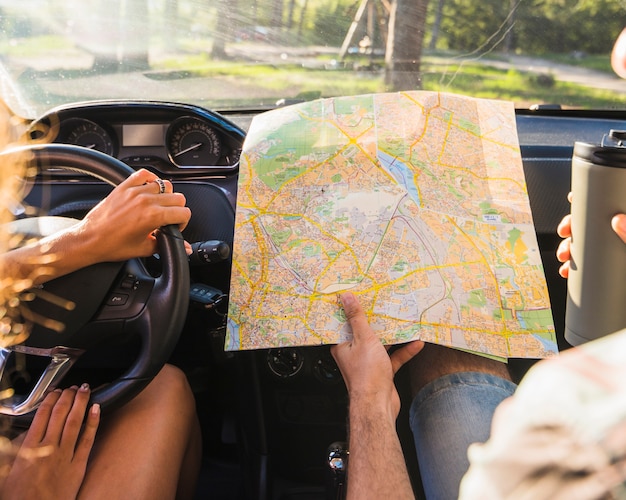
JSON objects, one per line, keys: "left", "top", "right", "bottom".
{"left": 565, "top": 131, "right": 626, "bottom": 346}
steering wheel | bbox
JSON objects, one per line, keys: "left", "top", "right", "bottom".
{"left": 0, "top": 143, "right": 189, "bottom": 416}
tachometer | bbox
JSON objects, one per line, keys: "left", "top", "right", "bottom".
{"left": 166, "top": 116, "right": 222, "bottom": 167}
{"left": 63, "top": 118, "right": 116, "bottom": 156}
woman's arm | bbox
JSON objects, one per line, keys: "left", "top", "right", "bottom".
{"left": 1, "top": 169, "right": 191, "bottom": 288}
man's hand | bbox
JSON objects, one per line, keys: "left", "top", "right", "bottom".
{"left": 556, "top": 192, "right": 626, "bottom": 278}
{"left": 611, "top": 27, "right": 626, "bottom": 79}
{"left": 330, "top": 292, "right": 424, "bottom": 418}
{"left": 330, "top": 292, "right": 422, "bottom": 500}
{"left": 556, "top": 212, "right": 572, "bottom": 278}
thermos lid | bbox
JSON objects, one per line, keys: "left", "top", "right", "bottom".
{"left": 574, "top": 130, "right": 626, "bottom": 168}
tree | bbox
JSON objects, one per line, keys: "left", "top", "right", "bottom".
{"left": 287, "top": 0, "right": 297, "bottom": 28}
{"left": 120, "top": 0, "right": 150, "bottom": 69}
{"left": 385, "top": 0, "right": 430, "bottom": 90}
{"left": 271, "top": 0, "right": 284, "bottom": 27}
{"left": 212, "top": 0, "right": 239, "bottom": 59}
{"left": 164, "top": 0, "right": 179, "bottom": 42}
{"left": 428, "top": 0, "right": 445, "bottom": 50}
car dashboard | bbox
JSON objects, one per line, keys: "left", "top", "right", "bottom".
{"left": 17, "top": 100, "right": 626, "bottom": 498}
{"left": 25, "top": 101, "right": 243, "bottom": 298}
{"left": 29, "top": 101, "right": 244, "bottom": 173}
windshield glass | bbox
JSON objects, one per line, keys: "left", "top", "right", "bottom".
{"left": 1, "top": 0, "right": 625, "bottom": 118}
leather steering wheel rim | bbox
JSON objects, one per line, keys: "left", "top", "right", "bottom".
{"left": 1, "top": 143, "right": 190, "bottom": 414}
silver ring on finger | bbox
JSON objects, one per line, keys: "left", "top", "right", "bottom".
{"left": 155, "top": 178, "right": 166, "bottom": 194}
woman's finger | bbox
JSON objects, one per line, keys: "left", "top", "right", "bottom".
{"left": 150, "top": 205, "right": 192, "bottom": 231}
{"left": 73, "top": 404, "right": 100, "bottom": 464}
{"left": 59, "top": 384, "right": 91, "bottom": 451}
{"left": 153, "top": 192, "right": 186, "bottom": 208}
{"left": 138, "top": 178, "right": 173, "bottom": 196}
{"left": 44, "top": 387, "right": 78, "bottom": 445}
{"left": 124, "top": 168, "right": 158, "bottom": 187}
{"left": 23, "top": 389, "right": 62, "bottom": 445}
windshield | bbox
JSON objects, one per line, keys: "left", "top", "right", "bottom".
{"left": 1, "top": 0, "right": 625, "bottom": 118}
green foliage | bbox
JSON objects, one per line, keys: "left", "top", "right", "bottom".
{"left": 311, "top": 0, "right": 355, "bottom": 45}
{"left": 163, "top": 0, "right": 624, "bottom": 56}
{"left": 426, "top": 0, "right": 625, "bottom": 55}
{"left": 511, "top": 0, "right": 624, "bottom": 54}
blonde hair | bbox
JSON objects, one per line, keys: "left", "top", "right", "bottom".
{"left": 0, "top": 100, "right": 35, "bottom": 346}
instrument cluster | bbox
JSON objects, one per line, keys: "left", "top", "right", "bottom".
{"left": 28, "top": 101, "right": 245, "bottom": 175}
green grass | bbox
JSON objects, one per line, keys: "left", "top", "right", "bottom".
{"left": 2, "top": 34, "right": 624, "bottom": 109}
{"left": 155, "top": 55, "right": 387, "bottom": 95}
{"left": 420, "top": 62, "right": 625, "bottom": 108}
{"left": 538, "top": 52, "right": 614, "bottom": 74}
{"left": 154, "top": 53, "right": 626, "bottom": 109}
{"left": 0, "top": 35, "right": 75, "bottom": 56}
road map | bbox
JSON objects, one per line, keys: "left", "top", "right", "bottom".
{"left": 226, "top": 91, "right": 557, "bottom": 360}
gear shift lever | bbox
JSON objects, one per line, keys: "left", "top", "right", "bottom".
{"left": 326, "top": 441, "right": 348, "bottom": 500}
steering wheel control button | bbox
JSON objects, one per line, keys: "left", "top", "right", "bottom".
{"left": 120, "top": 275, "right": 139, "bottom": 290}
{"left": 106, "top": 293, "right": 129, "bottom": 306}
{"left": 189, "top": 240, "right": 231, "bottom": 265}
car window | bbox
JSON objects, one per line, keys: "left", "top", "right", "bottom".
{"left": 0, "top": 0, "right": 624, "bottom": 117}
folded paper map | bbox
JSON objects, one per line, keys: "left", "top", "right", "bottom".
{"left": 226, "top": 91, "right": 557, "bottom": 360}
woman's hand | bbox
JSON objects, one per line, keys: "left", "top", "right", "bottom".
{"left": 76, "top": 169, "right": 192, "bottom": 264}
{"left": 1, "top": 385, "right": 100, "bottom": 500}
{"left": 1, "top": 169, "right": 192, "bottom": 288}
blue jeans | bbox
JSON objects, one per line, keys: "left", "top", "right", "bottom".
{"left": 409, "top": 371, "right": 517, "bottom": 500}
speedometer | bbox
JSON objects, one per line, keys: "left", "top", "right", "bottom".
{"left": 166, "top": 117, "right": 222, "bottom": 167}
{"left": 62, "top": 118, "right": 116, "bottom": 156}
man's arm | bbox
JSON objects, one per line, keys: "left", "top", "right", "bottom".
{"left": 1, "top": 169, "right": 191, "bottom": 288}
{"left": 347, "top": 394, "right": 414, "bottom": 499}
{"left": 331, "top": 292, "right": 423, "bottom": 500}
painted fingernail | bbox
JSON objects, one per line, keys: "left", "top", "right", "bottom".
{"left": 79, "top": 383, "right": 90, "bottom": 392}
{"left": 91, "top": 403, "right": 100, "bottom": 416}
